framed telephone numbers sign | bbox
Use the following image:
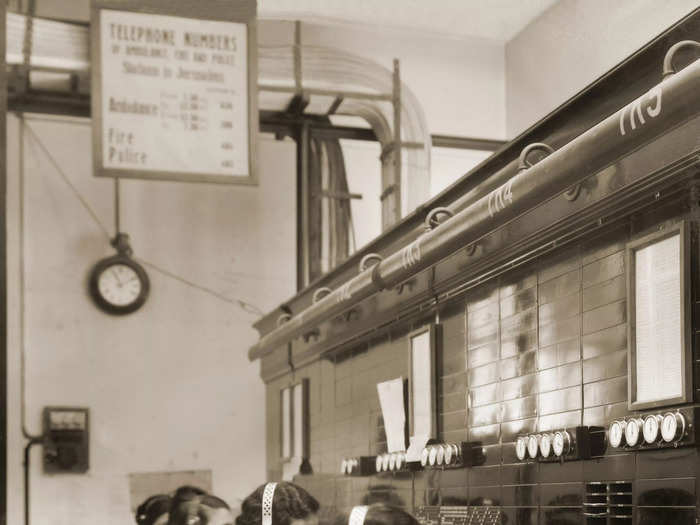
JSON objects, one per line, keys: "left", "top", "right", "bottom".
{"left": 91, "top": 0, "right": 258, "bottom": 184}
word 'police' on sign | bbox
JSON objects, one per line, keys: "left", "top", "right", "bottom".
{"left": 95, "top": 9, "right": 251, "bottom": 182}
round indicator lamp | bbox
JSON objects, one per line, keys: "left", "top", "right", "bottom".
{"left": 661, "top": 412, "right": 686, "bottom": 443}
{"left": 553, "top": 431, "right": 571, "bottom": 457}
{"left": 515, "top": 437, "right": 527, "bottom": 461}
{"left": 388, "top": 453, "right": 396, "bottom": 471}
{"left": 382, "top": 453, "right": 391, "bottom": 471}
{"left": 608, "top": 420, "right": 625, "bottom": 448}
{"left": 420, "top": 448, "right": 430, "bottom": 467}
{"left": 341, "top": 459, "right": 348, "bottom": 475}
{"left": 428, "top": 446, "right": 438, "bottom": 466}
{"left": 643, "top": 415, "right": 661, "bottom": 444}
{"left": 395, "top": 453, "right": 404, "bottom": 470}
{"left": 625, "top": 418, "right": 642, "bottom": 447}
{"left": 540, "top": 433, "right": 552, "bottom": 458}
{"left": 527, "top": 434, "right": 540, "bottom": 459}
{"left": 376, "top": 455, "right": 383, "bottom": 473}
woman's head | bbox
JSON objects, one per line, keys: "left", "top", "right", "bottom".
{"left": 168, "top": 486, "right": 233, "bottom": 525}
{"left": 236, "top": 482, "right": 320, "bottom": 525}
{"left": 336, "top": 504, "right": 419, "bottom": 525}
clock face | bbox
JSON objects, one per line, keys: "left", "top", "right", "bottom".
{"left": 609, "top": 421, "right": 624, "bottom": 448}
{"left": 625, "top": 419, "right": 641, "bottom": 446}
{"left": 98, "top": 263, "right": 142, "bottom": 306}
{"left": 527, "top": 435, "right": 539, "bottom": 458}
{"left": 643, "top": 415, "right": 660, "bottom": 444}
{"left": 89, "top": 256, "right": 149, "bottom": 314}
{"left": 540, "top": 433, "right": 552, "bottom": 458}
{"left": 515, "top": 437, "right": 527, "bottom": 461}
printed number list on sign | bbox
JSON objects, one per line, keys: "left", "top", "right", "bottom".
{"left": 99, "top": 9, "right": 248, "bottom": 178}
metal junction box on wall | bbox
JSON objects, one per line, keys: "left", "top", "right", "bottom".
{"left": 42, "top": 407, "right": 89, "bottom": 474}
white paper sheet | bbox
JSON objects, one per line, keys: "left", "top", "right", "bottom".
{"left": 377, "top": 378, "right": 406, "bottom": 452}
{"left": 405, "top": 434, "right": 430, "bottom": 462}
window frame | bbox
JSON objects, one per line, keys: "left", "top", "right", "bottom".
{"left": 407, "top": 324, "right": 439, "bottom": 439}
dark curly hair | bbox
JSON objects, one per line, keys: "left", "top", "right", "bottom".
{"left": 167, "top": 485, "right": 231, "bottom": 525}
{"left": 334, "top": 504, "right": 419, "bottom": 525}
{"left": 136, "top": 494, "right": 172, "bottom": 525}
{"left": 236, "top": 482, "right": 320, "bottom": 525}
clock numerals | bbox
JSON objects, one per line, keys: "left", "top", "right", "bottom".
{"left": 97, "top": 263, "right": 142, "bottom": 307}
{"left": 89, "top": 256, "right": 150, "bottom": 315}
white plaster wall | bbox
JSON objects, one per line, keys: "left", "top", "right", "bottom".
{"left": 6, "top": 114, "right": 296, "bottom": 525}
{"left": 506, "top": 0, "right": 699, "bottom": 138}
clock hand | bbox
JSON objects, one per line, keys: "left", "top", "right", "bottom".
{"left": 111, "top": 268, "right": 123, "bottom": 285}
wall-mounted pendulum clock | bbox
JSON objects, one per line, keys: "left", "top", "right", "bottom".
{"left": 88, "top": 232, "right": 149, "bottom": 315}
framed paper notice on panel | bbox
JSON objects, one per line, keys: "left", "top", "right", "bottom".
{"left": 91, "top": 0, "right": 257, "bottom": 184}
{"left": 408, "top": 324, "right": 438, "bottom": 439}
{"left": 627, "top": 222, "right": 691, "bottom": 410}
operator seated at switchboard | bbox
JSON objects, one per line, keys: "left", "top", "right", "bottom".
{"left": 135, "top": 485, "right": 234, "bottom": 525}
{"left": 236, "top": 482, "right": 320, "bottom": 525}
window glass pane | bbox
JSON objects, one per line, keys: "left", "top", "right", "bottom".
{"left": 411, "top": 330, "right": 433, "bottom": 437}
{"left": 293, "top": 383, "right": 304, "bottom": 457}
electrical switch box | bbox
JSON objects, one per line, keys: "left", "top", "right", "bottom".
{"left": 42, "top": 407, "right": 89, "bottom": 473}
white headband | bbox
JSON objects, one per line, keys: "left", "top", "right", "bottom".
{"left": 262, "top": 482, "right": 278, "bottom": 525}
{"left": 349, "top": 506, "right": 369, "bottom": 525}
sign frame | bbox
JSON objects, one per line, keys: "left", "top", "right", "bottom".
{"left": 90, "top": 0, "right": 258, "bottom": 185}
{"left": 626, "top": 221, "right": 692, "bottom": 410}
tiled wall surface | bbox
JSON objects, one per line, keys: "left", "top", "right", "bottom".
{"left": 266, "top": 222, "right": 699, "bottom": 524}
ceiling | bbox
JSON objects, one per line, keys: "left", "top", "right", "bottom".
{"left": 258, "top": 0, "right": 560, "bottom": 42}
{"left": 27, "top": 0, "right": 559, "bottom": 43}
